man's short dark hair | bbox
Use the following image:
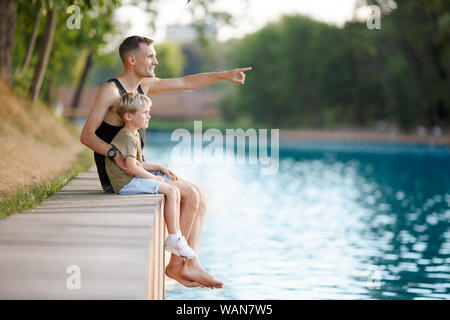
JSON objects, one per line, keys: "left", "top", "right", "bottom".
{"left": 119, "top": 36, "right": 154, "bottom": 63}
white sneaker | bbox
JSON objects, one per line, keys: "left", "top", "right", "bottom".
{"left": 164, "top": 235, "right": 196, "bottom": 259}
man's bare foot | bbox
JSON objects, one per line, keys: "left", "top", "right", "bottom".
{"left": 181, "top": 259, "right": 223, "bottom": 289}
{"left": 165, "top": 263, "right": 204, "bottom": 288}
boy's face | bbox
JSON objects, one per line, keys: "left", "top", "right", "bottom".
{"left": 126, "top": 103, "right": 151, "bottom": 129}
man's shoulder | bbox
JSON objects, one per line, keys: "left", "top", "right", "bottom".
{"left": 98, "top": 80, "right": 121, "bottom": 96}
{"left": 90, "top": 81, "right": 122, "bottom": 112}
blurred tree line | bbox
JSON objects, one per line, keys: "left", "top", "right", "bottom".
{"left": 223, "top": 0, "right": 450, "bottom": 131}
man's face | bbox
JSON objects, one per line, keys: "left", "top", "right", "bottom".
{"left": 134, "top": 43, "right": 158, "bottom": 78}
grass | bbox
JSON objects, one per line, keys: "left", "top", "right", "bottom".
{"left": 0, "top": 148, "right": 94, "bottom": 220}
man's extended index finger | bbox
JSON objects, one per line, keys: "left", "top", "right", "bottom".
{"left": 239, "top": 67, "right": 252, "bottom": 72}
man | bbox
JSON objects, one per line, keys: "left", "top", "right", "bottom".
{"left": 80, "top": 35, "right": 251, "bottom": 288}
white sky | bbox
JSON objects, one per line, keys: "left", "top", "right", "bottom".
{"left": 114, "top": 0, "right": 359, "bottom": 43}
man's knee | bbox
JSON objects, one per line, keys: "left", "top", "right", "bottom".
{"left": 192, "top": 184, "right": 207, "bottom": 214}
{"left": 181, "top": 184, "right": 200, "bottom": 211}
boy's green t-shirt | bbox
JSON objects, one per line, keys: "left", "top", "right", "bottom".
{"left": 105, "top": 128, "right": 143, "bottom": 193}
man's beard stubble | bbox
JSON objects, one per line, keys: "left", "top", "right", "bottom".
{"left": 136, "top": 68, "right": 155, "bottom": 78}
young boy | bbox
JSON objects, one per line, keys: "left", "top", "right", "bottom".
{"left": 105, "top": 92, "right": 195, "bottom": 259}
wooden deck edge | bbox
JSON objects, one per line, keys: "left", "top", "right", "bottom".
{"left": 148, "top": 199, "right": 165, "bottom": 300}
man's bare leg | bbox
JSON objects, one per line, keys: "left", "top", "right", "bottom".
{"left": 181, "top": 184, "right": 223, "bottom": 288}
{"left": 164, "top": 179, "right": 222, "bottom": 288}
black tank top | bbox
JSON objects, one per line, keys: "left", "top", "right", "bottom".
{"left": 94, "top": 78, "right": 146, "bottom": 192}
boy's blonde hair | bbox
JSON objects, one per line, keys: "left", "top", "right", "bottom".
{"left": 118, "top": 92, "right": 152, "bottom": 119}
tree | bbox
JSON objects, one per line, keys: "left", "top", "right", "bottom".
{"left": 71, "top": 50, "right": 93, "bottom": 109}
{"left": 223, "top": 2, "right": 450, "bottom": 131}
{"left": 361, "top": 0, "right": 450, "bottom": 127}
{"left": 29, "top": 5, "right": 57, "bottom": 102}
{"left": 0, "top": 0, "right": 18, "bottom": 86}
{"left": 16, "top": 0, "right": 41, "bottom": 79}
{"left": 69, "top": 0, "right": 120, "bottom": 108}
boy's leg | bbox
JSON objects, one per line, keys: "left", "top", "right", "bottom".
{"left": 157, "top": 183, "right": 179, "bottom": 235}
{"left": 121, "top": 178, "right": 201, "bottom": 287}
{"left": 120, "top": 179, "right": 179, "bottom": 235}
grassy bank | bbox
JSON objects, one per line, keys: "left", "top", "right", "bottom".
{"left": 0, "top": 80, "right": 93, "bottom": 220}
{"left": 0, "top": 148, "right": 93, "bottom": 220}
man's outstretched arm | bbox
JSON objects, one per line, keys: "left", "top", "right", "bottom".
{"left": 144, "top": 67, "right": 252, "bottom": 94}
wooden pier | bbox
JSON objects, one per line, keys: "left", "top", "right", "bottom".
{"left": 0, "top": 167, "right": 165, "bottom": 299}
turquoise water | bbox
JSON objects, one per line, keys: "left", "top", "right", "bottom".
{"left": 144, "top": 131, "right": 450, "bottom": 300}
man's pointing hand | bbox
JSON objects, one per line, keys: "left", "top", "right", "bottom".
{"left": 223, "top": 67, "right": 252, "bottom": 85}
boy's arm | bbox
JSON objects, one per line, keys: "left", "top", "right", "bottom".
{"left": 125, "top": 157, "right": 163, "bottom": 181}
{"left": 142, "top": 163, "right": 161, "bottom": 171}
{"left": 142, "top": 67, "right": 252, "bottom": 94}
{"left": 143, "top": 162, "right": 179, "bottom": 181}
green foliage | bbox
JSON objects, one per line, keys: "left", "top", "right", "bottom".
{"left": 12, "top": 0, "right": 121, "bottom": 101}
{"left": 224, "top": 3, "right": 450, "bottom": 131}
{"left": 181, "top": 39, "right": 230, "bottom": 75}
{"left": 86, "top": 51, "right": 123, "bottom": 85}
{"left": 154, "top": 42, "right": 186, "bottom": 78}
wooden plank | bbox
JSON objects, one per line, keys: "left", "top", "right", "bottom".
{"left": 0, "top": 167, "right": 165, "bottom": 300}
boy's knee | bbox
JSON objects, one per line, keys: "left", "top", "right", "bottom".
{"left": 164, "top": 185, "right": 178, "bottom": 200}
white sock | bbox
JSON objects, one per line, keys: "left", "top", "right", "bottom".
{"left": 167, "top": 233, "right": 179, "bottom": 242}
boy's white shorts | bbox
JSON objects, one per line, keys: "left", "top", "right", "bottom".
{"left": 118, "top": 170, "right": 169, "bottom": 194}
